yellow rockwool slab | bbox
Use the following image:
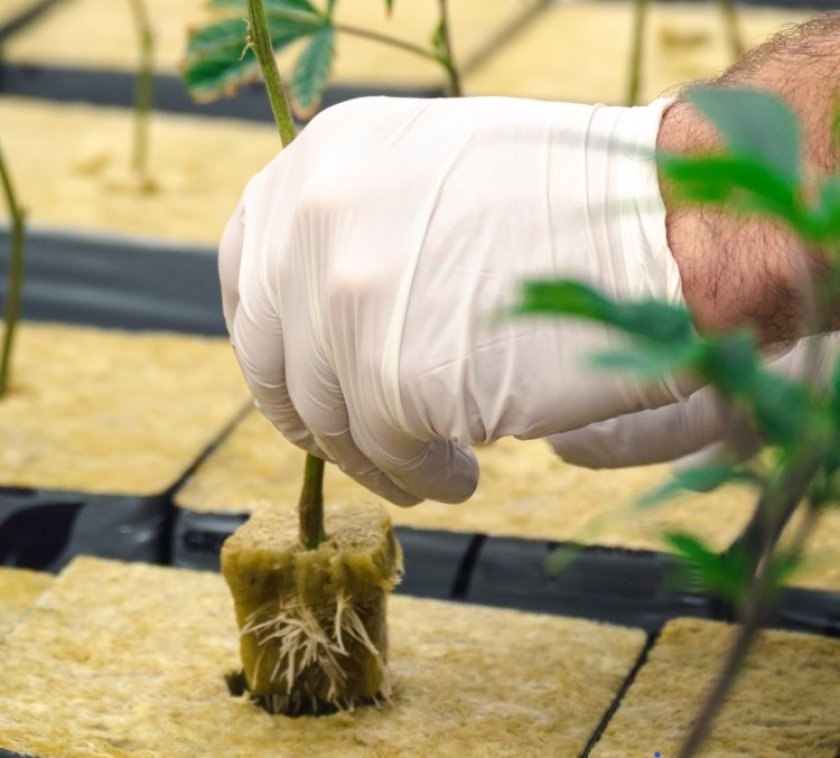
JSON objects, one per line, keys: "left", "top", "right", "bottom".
{"left": 465, "top": 1, "right": 815, "bottom": 104}
{"left": 0, "top": 0, "right": 36, "bottom": 26}
{"left": 0, "top": 567, "right": 51, "bottom": 638}
{"left": 0, "top": 97, "right": 282, "bottom": 244}
{"left": 0, "top": 556, "right": 646, "bottom": 757}
{"left": 0, "top": 322, "right": 248, "bottom": 494}
{"left": 593, "top": 618, "right": 840, "bottom": 756}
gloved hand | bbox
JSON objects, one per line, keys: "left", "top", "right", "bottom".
{"left": 219, "top": 95, "right": 690, "bottom": 506}
{"left": 549, "top": 333, "right": 840, "bottom": 471}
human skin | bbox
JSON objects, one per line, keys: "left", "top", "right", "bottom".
{"left": 657, "top": 13, "right": 840, "bottom": 345}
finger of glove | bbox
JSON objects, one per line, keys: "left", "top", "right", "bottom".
{"left": 547, "top": 387, "right": 735, "bottom": 468}
{"left": 310, "top": 424, "right": 423, "bottom": 507}
{"left": 219, "top": 200, "right": 245, "bottom": 336}
{"left": 231, "top": 292, "right": 324, "bottom": 458}
{"left": 344, "top": 395, "right": 480, "bottom": 504}
{"left": 281, "top": 342, "right": 424, "bottom": 506}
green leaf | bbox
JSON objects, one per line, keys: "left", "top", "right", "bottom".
{"left": 514, "top": 280, "right": 694, "bottom": 346}
{"left": 183, "top": 19, "right": 258, "bottom": 100}
{"left": 658, "top": 154, "right": 801, "bottom": 227}
{"left": 186, "top": 17, "right": 249, "bottom": 57}
{"left": 543, "top": 543, "right": 585, "bottom": 576}
{"left": 697, "top": 330, "right": 760, "bottom": 395}
{"left": 687, "top": 86, "right": 802, "bottom": 184}
{"left": 291, "top": 24, "right": 335, "bottom": 116}
{"left": 589, "top": 340, "right": 705, "bottom": 380}
{"left": 664, "top": 531, "right": 750, "bottom": 602}
{"left": 384, "top": 0, "right": 395, "bottom": 16}
{"left": 804, "top": 175, "right": 840, "bottom": 241}
{"left": 183, "top": 14, "right": 321, "bottom": 101}
{"left": 637, "top": 463, "right": 759, "bottom": 508}
{"left": 751, "top": 371, "right": 812, "bottom": 449}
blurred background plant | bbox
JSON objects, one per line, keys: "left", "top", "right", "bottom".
{"left": 128, "top": 0, "right": 155, "bottom": 187}
{"left": 0, "top": 144, "right": 25, "bottom": 398}
{"left": 513, "top": 87, "right": 840, "bottom": 756}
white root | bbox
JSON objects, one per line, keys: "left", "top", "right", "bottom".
{"left": 241, "top": 592, "right": 390, "bottom": 713}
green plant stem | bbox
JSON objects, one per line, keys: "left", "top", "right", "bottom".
{"left": 0, "top": 144, "right": 25, "bottom": 399}
{"left": 247, "top": 0, "right": 326, "bottom": 549}
{"left": 626, "top": 0, "right": 647, "bottom": 105}
{"left": 298, "top": 454, "right": 327, "bottom": 549}
{"left": 717, "top": 0, "right": 745, "bottom": 60}
{"left": 248, "top": 0, "right": 298, "bottom": 148}
{"left": 333, "top": 23, "right": 440, "bottom": 64}
{"left": 128, "top": 0, "right": 154, "bottom": 181}
{"left": 435, "top": 0, "right": 462, "bottom": 97}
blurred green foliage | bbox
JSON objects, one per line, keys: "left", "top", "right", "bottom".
{"left": 514, "top": 87, "right": 840, "bottom": 604}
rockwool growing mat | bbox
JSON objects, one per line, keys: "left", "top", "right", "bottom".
{"left": 591, "top": 617, "right": 840, "bottom": 756}
{"left": 0, "top": 322, "right": 249, "bottom": 568}
{"left": 0, "top": 556, "right": 647, "bottom": 757}
{"left": 0, "top": 97, "right": 281, "bottom": 245}
{"left": 0, "top": 567, "right": 50, "bottom": 638}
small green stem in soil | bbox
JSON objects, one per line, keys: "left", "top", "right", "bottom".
{"left": 626, "top": 0, "right": 647, "bottom": 105}
{"left": 0, "top": 143, "right": 26, "bottom": 399}
{"left": 298, "top": 454, "right": 327, "bottom": 549}
{"left": 128, "top": 0, "right": 155, "bottom": 183}
{"left": 717, "top": 0, "right": 745, "bottom": 60}
{"left": 247, "top": 0, "right": 326, "bottom": 548}
{"left": 435, "top": 0, "right": 463, "bottom": 97}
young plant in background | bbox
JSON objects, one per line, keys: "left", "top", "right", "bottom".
{"left": 0, "top": 143, "right": 25, "bottom": 399}
{"left": 513, "top": 88, "right": 840, "bottom": 756}
{"left": 183, "top": 0, "right": 461, "bottom": 119}
{"left": 128, "top": 0, "right": 155, "bottom": 187}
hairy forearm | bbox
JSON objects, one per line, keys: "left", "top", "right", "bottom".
{"left": 657, "top": 12, "right": 840, "bottom": 344}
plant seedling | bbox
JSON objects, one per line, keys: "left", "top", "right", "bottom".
{"left": 197, "top": 0, "right": 403, "bottom": 715}
{"left": 0, "top": 142, "right": 26, "bottom": 399}
{"left": 128, "top": 0, "right": 155, "bottom": 188}
{"left": 184, "top": 0, "right": 462, "bottom": 119}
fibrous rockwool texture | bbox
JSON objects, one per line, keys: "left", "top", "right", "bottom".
{"left": 222, "top": 500, "right": 402, "bottom": 713}
{"left": 593, "top": 618, "right": 840, "bottom": 756}
{"left": 0, "top": 322, "right": 248, "bottom": 494}
{"left": 0, "top": 567, "right": 50, "bottom": 638}
{"left": 0, "top": 556, "right": 646, "bottom": 757}
{"left": 0, "top": 98, "right": 284, "bottom": 245}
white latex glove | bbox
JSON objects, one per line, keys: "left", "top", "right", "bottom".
{"left": 549, "top": 333, "right": 840, "bottom": 471}
{"left": 219, "top": 95, "right": 690, "bottom": 506}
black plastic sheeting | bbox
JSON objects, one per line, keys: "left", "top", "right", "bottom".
{"left": 0, "top": 488, "right": 169, "bottom": 572}
{"left": 0, "top": 64, "right": 444, "bottom": 124}
{"left": 0, "top": 228, "right": 223, "bottom": 334}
